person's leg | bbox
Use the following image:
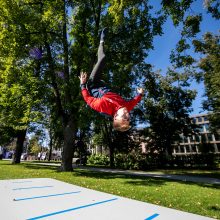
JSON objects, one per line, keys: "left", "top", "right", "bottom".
{"left": 88, "top": 42, "right": 105, "bottom": 83}
{"left": 89, "top": 28, "right": 107, "bottom": 84}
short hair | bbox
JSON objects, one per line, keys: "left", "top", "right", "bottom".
{"left": 113, "top": 119, "right": 131, "bottom": 132}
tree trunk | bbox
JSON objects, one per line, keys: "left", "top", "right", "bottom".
{"left": 12, "top": 129, "right": 27, "bottom": 164}
{"left": 59, "top": 0, "right": 76, "bottom": 171}
{"left": 48, "top": 129, "right": 53, "bottom": 161}
{"left": 103, "top": 121, "right": 115, "bottom": 168}
{"left": 109, "top": 142, "right": 115, "bottom": 168}
{"left": 61, "top": 116, "right": 75, "bottom": 171}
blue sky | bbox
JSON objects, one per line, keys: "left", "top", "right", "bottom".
{"left": 147, "top": 0, "right": 220, "bottom": 115}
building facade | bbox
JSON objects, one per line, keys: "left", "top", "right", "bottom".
{"left": 173, "top": 113, "right": 220, "bottom": 155}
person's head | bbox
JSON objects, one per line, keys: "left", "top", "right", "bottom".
{"left": 113, "top": 107, "right": 131, "bottom": 132}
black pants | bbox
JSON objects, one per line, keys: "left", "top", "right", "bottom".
{"left": 88, "top": 42, "right": 106, "bottom": 87}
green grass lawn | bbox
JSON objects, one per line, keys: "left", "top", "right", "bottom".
{"left": 0, "top": 160, "right": 220, "bottom": 219}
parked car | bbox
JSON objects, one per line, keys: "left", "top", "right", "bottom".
{"left": 21, "top": 153, "right": 28, "bottom": 160}
{"left": 6, "top": 151, "right": 13, "bottom": 159}
{"left": 41, "top": 152, "right": 47, "bottom": 160}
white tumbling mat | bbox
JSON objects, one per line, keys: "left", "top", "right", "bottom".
{"left": 0, "top": 178, "right": 214, "bottom": 220}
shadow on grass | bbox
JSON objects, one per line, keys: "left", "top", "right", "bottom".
{"left": 72, "top": 168, "right": 220, "bottom": 189}
{"left": 157, "top": 169, "right": 220, "bottom": 179}
{"left": 209, "top": 205, "right": 220, "bottom": 212}
{"left": 73, "top": 169, "right": 167, "bottom": 187}
{"left": 10, "top": 162, "right": 167, "bottom": 187}
{"left": 21, "top": 163, "right": 59, "bottom": 171}
{"left": 9, "top": 162, "right": 220, "bottom": 189}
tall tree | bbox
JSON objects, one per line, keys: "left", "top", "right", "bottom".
{"left": 193, "top": 32, "right": 220, "bottom": 130}
{"left": 142, "top": 65, "right": 197, "bottom": 157}
{"left": 0, "top": 0, "right": 46, "bottom": 163}
{"left": 168, "top": 1, "right": 219, "bottom": 131}
{"left": 69, "top": 0, "right": 166, "bottom": 167}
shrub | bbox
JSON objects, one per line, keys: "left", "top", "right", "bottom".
{"left": 87, "top": 154, "right": 109, "bottom": 166}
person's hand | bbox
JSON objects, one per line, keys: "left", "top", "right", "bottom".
{"left": 137, "top": 87, "right": 144, "bottom": 95}
{"left": 79, "top": 72, "right": 88, "bottom": 84}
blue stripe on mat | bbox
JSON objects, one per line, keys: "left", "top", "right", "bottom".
{"left": 13, "top": 186, "right": 53, "bottom": 190}
{"left": 14, "top": 191, "right": 81, "bottom": 201}
{"left": 145, "top": 213, "right": 160, "bottom": 220}
{"left": 26, "top": 198, "right": 118, "bottom": 220}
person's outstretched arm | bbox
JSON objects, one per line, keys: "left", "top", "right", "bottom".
{"left": 79, "top": 72, "right": 94, "bottom": 105}
{"left": 79, "top": 72, "right": 102, "bottom": 110}
{"left": 126, "top": 88, "right": 144, "bottom": 111}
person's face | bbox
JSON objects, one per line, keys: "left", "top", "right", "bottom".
{"left": 114, "top": 107, "right": 130, "bottom": 122}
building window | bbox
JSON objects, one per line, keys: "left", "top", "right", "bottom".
{"left": 204, "top": 123, "right": 209, "bottom": 132}
{"left": 195, "top": 135, "right": 200, "bottom": 142}
{"left": 191, "top": 145, "right": 197, "bottom": 152}
{"left": 214, "top": 133, "right": 220, "bottom": 141}
{"left": 192, "top": 118, "right": 197, "bottom": 124}
{"left": 184, "top": 137, "right": 188, "bottom": 143}
{"left": 198, "top": 117, "right": 203, "bottom": 122}
{"left": 180, "top": 137, "right": 184, "bottom": 143}
{"left": 216, "top": 143, "right": 220, "bottom": 152}
{"left": 185, "top": 146, "right": 191, "bottom": 152}
{"left": 201, "top": 134, "right": 207, "bottom": 142}
{"left": 180, "top": 146, "right": 185, "bottom": 153}
{"left": 174, "top": 146, "right": 180, "bottom": 153}
{"left": 189, "top": 136, "right": 194, "bottom": 142}
{"left": 198, "top": 125, "right": 204, "bottom": 132}
{"left": 207, "top": 133, "right": 213, "bottom": 142}
{"left": 204, "top": 116, "right": 208, "bottom": 121}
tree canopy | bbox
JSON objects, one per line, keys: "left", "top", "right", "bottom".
{"left": 193, "top": 32, "right": 220, "bottom": 130}
{"left": 0, "top": 0, "right": 219, "bottom": 169}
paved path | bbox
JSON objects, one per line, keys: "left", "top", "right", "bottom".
{"left": 78, "top": 166, "right": 220, "bottom": 185}
{"left": 30, "top": 162, "right": 220, "bottom": 185}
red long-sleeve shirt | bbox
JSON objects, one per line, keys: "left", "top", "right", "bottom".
{"left": 81, "top": 88, "right": 142, "bottom": 117}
